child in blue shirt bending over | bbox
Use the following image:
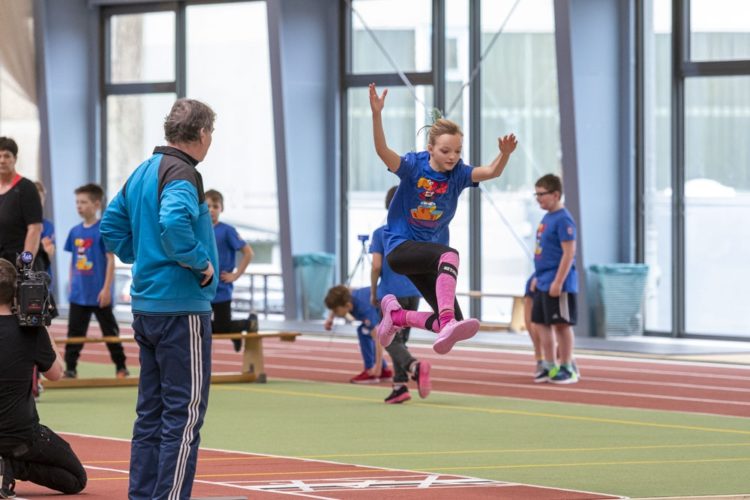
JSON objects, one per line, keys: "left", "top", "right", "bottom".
{"left": 371, "top": 186, "right": 429, "bottom": 404}
{"left": 369, "top": 82, "right": 517, "bottom": 354}
{"left": 324, "top": 285, "right": 392, "bottom": 384}
{"left": 530, "top": 174, "right": 579, "bottom": 384}
{"left": 63, "top": 183, "right": 128, "bottom": 378}
{"left": 205, "top": 189, "right": 255, "bottom": 352}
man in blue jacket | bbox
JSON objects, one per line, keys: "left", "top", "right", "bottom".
{"left": 101, "top": 98, "right": 218, "bottom": 500}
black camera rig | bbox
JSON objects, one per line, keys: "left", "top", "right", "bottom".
{"left": 13, "top": 251, "right": 53, "bottom": 327}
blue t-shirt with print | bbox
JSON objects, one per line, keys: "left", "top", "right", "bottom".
{"left": 370, "top": 226, "right": 419, "bottom": 300}
{"left": 64, "top": 221, "right": 112, "bottom": 306}
{"left": 383, "top": 151, "right": 476, "bottom": 256}
{"left": 533, "top": 208, "right": 578, "bottom": 293}
{"left": 350, "top": 287, "right": 381, "bottom": 329}
{"left": 213, "top": 222, "right": 248, "bottom": 304}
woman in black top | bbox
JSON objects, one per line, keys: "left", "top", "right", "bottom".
{"left": 0, "top": 137, "right": 43, "bottom": 265}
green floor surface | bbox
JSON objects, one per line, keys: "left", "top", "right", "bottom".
{"left": 38, "top": 371, "right": 750, "bottom": 498}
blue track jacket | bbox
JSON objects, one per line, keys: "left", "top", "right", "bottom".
{"left": 101, "top": 146, "right": 218, "bottom": 314}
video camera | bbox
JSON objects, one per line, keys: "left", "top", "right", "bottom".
{"left": 13, "top": 251, "right": 53, "bottom": 327}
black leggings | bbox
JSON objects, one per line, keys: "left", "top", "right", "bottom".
{"left": 386, "top": 240, "right": 463, "bottom": 321}
{"left": 2, "top": 424, "right": 87, "bottom": 494}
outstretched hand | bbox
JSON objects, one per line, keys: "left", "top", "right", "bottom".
{"left": 369, "top": 83, "right": 388, "bottom": 114}
{"left": 498, "top": 133, "right": 518, "bottom": 155}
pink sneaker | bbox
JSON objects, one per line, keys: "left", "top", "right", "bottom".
{"left": 433, "top": 318, "right": 480, "bottom": 354}
{"left": 377, "top": 294, "right": 403, "bottom": 347}
{"left": 415, "top": 360, "right": 431, "bottom": 399}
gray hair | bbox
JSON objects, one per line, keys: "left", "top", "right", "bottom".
{"left": 163, "top": 98, "right": 216, "bottom": 144}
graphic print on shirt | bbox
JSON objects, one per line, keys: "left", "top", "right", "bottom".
{"left": 74, "top": 238, "right": 95, "bottom": 273}
{"left": 534, "top": 223, "right": 545, "bottom": 260}
{"left": 411, "top": 177, "right": 448, "bottom": 222}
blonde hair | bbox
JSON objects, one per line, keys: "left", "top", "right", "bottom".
{"left": 427, "top": 118, "right": 463, "bottom": 146}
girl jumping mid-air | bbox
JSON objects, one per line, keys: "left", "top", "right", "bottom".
{"left": 369, "top": 82, "right": 518, "bottom": 354}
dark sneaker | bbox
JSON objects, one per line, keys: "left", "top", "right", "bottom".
{"left": 350, "top": 370, "right": 379, "bottom": 384}
{"left": 412, "top": 360, "right": 432, "bottom": 399}
{"left": 63, "top": 370, "right": 77, "bottom": 379}
{"left": 533, "top": 368, "right": 549, "bottom": 384}
{"left": 0, "top": 462, "right": 15, "bottom": 499}
{"left": 384, "top": 386, "right": 411, "bottom": 404}
{"left": 380, "top": 367, "right": 393, "bottom": 380}
{"left": 247, "top": 313, "right": 259, "bottom": 333}
{"left": 550, "top": 366, "right": 579, "bottom": 385}
{"left": 232, "top": 339, "right": 242, "bottom": 352}
{"left": 0, "top": 482, "right": 15, "bottom": 499}
{"left": 116, "top": 368, "right": 130, "bottom": 379}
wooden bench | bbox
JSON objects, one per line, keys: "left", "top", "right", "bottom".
{"left": 456, "top": 291, "right": 526, "bottom": 333}
{"left": 44, "top": 331, "right": 300, "bottom": 389}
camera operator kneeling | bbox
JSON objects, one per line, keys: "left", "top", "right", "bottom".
{"left": 0, "top": 259, "right": 86, "bottom": 498}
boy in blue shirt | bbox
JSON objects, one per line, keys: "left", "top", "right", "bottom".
{"left": 63, "top": 184, "right": 127, "bottom": 379}
{"left": 530, "top": 174, "right": 579, "bottom": 384}
{"left": 324, "top": 285, "right": 392, "bottom": 384}
{"left": 371, "top": 186, "right": 430, "bottom": 404}
{"left": 205, "top": 190, "right": 255, "bottom": 352}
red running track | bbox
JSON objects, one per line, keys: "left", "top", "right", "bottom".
{"left": 13, "top": 433, "right": 622, "bottom": 500}
{"left": 49, "top": 324, "right": 750, "bottom": 418}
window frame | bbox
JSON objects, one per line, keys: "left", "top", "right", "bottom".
{"left": 636, "top": 0, "right": 750, "bottom": 339}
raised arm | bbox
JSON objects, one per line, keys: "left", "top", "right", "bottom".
{"left": 471, "top": 133, "right": 518, "bottom": 183}
{"left": 369, "top": 83, "right": 401, "bottom": 172}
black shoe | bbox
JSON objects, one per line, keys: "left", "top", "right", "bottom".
{"left": 384, "top": 385, "right": 411, "bottom": 404}
{"left": 0, "top": 460, "right": 15, "bottom": 500}
{"left": 63, "top": 370, "right": 77, "bottom": 379}
{"left": 0, "top": 483, "right": 15, "bottom": 499}
{"left": 247, "top": 313, "right": 259, "bottom": 333}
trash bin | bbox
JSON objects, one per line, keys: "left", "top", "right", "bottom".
{"left": 589, "top": 264, "right": 649, "bottom": 337}
{"left": 293, "top": 252, "right": 335, "bottom": 320}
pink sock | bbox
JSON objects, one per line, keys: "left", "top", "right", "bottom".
{"left": 392, "top": 310, "right": 440, "bottom": 333}
{"left": 436, "top": 252, "right": 459, "bottom": 328}
{"left": 390, "top": 309, "right": 407, "bottom": 327}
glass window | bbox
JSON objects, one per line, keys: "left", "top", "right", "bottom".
{"left": 684, "top": 76, "right": 750, "bottom": 336}
{"left": 690, "top": 0, "right": 750, "bottom": 61}
{"left": 105, "top": 93, "right": 176, "bottom": 198}
{"left": 351, "top": 0, "right": 432, "bottom": 74}
{"left": 479, "top": 0, "right": 560, "bottom": 321}
{"left": 109, "top": 12, "right": 176, "bottom": 84}
{"left": 643, "top": 0, "right": 672, "bottom": 332}
{"left": 186, "top": 2, "right": 279, "bottom": 270}
{"left": 0, "top": 66, "right": 40, "bottom": 179}
{"left": 346, "top": 85, "right": 434, "bottom": 287}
